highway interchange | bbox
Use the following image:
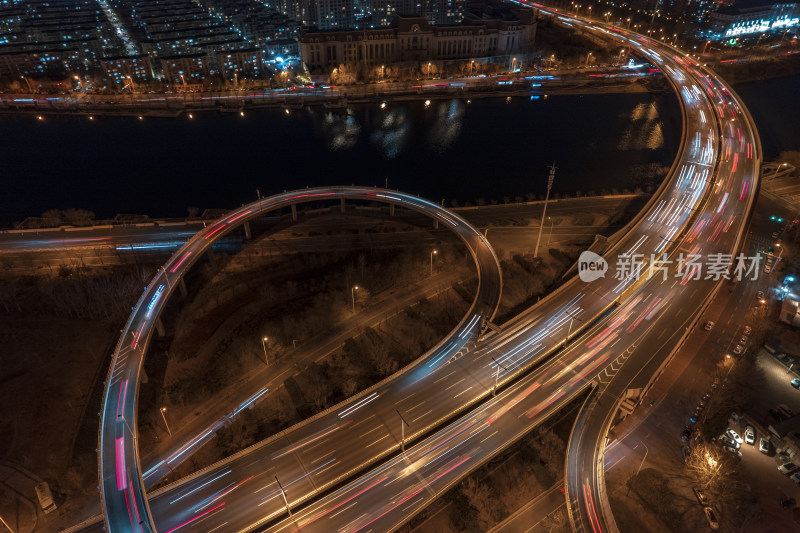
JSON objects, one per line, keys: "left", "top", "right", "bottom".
{"left": 39, "top": 5, "right": 761, "bottom": 533}
{"left": 98, "top": 188, "right": 504, "bottom": 533}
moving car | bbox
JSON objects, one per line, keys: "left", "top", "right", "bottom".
{"left": 704, "top": 321, "right": 715, "bottom": 331}
{"left": 744, "top": 425, "right": 756, "bottom": 445}
{"left": 704, "top": 506, "right": 720, "bottom": 530}
{"left": 778, "top": 462, "right": 800, "bottom": 474}
{"left": 743, "top": 326, "right": 752, "bottom": 335}
{"left": 757, "top": 290, "right": 765, "bottom": 299}
{"left": 693, "top": 487, "right": 709, "bottom": 506}
{"left": 792, "top": 473, "right": 800, "bottom": 485}
{"left": 733, "top": 344, "right": 744, "bottom": 355}
{"left": 792, "top": 378, "right": 800, "bottom": 389}
{"left": 759, "top": 437, "right": 770, "bottom": 454}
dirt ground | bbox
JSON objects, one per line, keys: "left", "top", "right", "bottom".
{"left": 0, "top": 314, "right": 117, "bottom": 503}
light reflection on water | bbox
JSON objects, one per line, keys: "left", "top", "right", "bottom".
{"left": 314, "top": 99, "right": 465, "bottom": 158}
{"left": 427, "top": 100, "right": 464, "bottom": 152}
{"left": 371, "top": 108, "right": 409, "bottom": 158}
{"left": 322, "top": 112, "right": 360, "bottom": 151}
{"left": 309, "top": 97, "right": 668, "bottom": 163}
{"left": 618, "top": 102, "right": 664, "bottom": 151}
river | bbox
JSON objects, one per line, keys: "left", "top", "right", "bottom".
{"left": 0, "top": 88, "right": 695, "bottom": 226}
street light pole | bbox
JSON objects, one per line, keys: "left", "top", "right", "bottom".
{"left": 0, "top": 512, "right": 14, "bottom": 533}
{"left": 158, "top": 266, "right": 171, "bottom": 289}
{"left": 491, "top": 357, "right": 507, "bottom": 396}
{"left": 648, "top": 0, "right": 661, "bottom": 34}
{"left": 160, "top": 407, "right": 171, "bottom": 436}
{"left": 20, "top": 75, "right": 34, "bottom": 93}
{"left": 534, "top": 162, "right": 557, "bottom": 259}
{"left": 563, "top": 309, "right": 582, "bottom": 347}
{"left": 396, "top": 409, "right": 410, "bottom": 451}
{"left": 261, "top": 336, "right": 269, "bottom": 365}
{"left": 635, "top": 441, "right": 649, "bottom": 477}
{"left": 547, "top": 216, "right": 554, "bottom": 245}
{"left": 351, "top": 285, "right": 359, "bottom": 313}
{"left": 430, "top": 249, "right": 438, "bottom": 276}
{"left": 275, "top": 476, "right": 291, "bottom": 516}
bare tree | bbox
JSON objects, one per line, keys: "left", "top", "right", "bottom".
{"left": 685, "top": 442, "right": 735, "bottom": 492}
{"left": 528, "top": 426, "right": 566, "bottom": 480}
{"left": 540, "top": 507, "right": 571, "bottom": 533}
{"left": 460, "top": 478, "right": 496, "bottom": 530}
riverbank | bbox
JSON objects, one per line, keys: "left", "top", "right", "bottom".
{"left": 0, "top": 67, "right": 663, "bottom": 118}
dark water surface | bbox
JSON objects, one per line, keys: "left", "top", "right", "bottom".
{"left": 1, "top": 91, "right": 684, "bottom": 225}
{"left": 735, "top": 74, "right": 800, "bottom": 160}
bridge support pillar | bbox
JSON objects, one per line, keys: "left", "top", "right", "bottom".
{"left": 243, "top": 221, "right": 252, "bottom": 239}
{"left": 433, "top": 220, "right": 439, "bottom": 229}
{"left": 178, "top": 278, "right": 188, "bottom": 298}
{"left": 291, "top": 203, "right": 298, "bottom": 222}
{"left": 156, "top": 317, "right": 166, "bottom": 337}
{"left": 390, "top": 204, "right": 395, "bottom": 216}
{"left": 340, "top": 198, "right": 346, "bottom": 213}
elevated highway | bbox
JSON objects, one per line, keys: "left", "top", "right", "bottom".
{"left": 95, "top": 8, "right": 759, "bottom": 533}
{"left": 98, "top": 187, "right": 503, "bottom": 533}
{"left": 257, "top": 6, "right": 759, "bottom": 533}
{"left": 562, "top": 37, "right": 761, "bottom": 533}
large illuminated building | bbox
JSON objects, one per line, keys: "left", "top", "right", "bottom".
{"left": 299, "top": 3, "right": 535, "bottom": 73}
{"left": 706, "top": 2, "right": 799, "bottom": 40}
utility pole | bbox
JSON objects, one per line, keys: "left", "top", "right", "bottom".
{"left": 396, "top": 409, "right": 410, "bottom": 451}
{"left": 534, "top": 162, "right": 557, "bottom": 259}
